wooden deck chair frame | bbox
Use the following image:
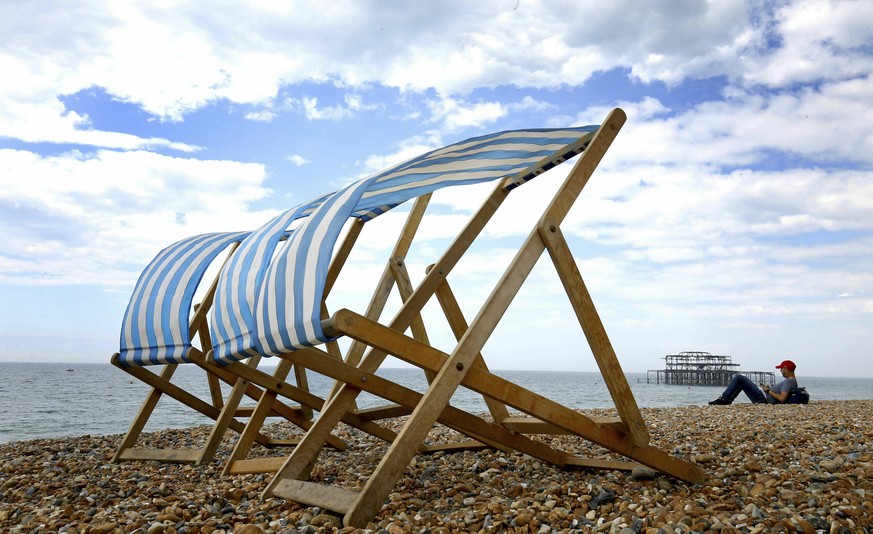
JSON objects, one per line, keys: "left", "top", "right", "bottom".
{"left": 201, "top": 191, "right": 501, "bottom": 475}
{"left": 255, "top": 108, "right": 705, "bottom": 527}
{"left": 111, "top": 234, "right": 344, "bottom": 465}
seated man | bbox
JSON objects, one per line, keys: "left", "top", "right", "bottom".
{"left": 709, "top": 360, "right": 798, "bottom": 405}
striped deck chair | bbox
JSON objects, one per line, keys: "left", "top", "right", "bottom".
{"left": 196, "top": 182, "right": 507, "bottom": 477}
{"left": 110, "top": 218, "right": 342, "bottom": 464}
{"left": 196, "top": 123, "right": 599, "bottom": 475}
{"left": 185, "top": 194, "right": 408, "bottom": 474}
{"left": 207, "top": 108, "right": 704, "bottom": 527}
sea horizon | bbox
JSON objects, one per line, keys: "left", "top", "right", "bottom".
{"left": 5, "top": 359, "right": 872, "bottom": 380}
{"left": 2, "top": 361, "right": 872, "bottom": 444}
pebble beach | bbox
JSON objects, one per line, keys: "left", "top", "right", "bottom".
{"left": 1, "top": 400, "right": 870, "bottom": 534}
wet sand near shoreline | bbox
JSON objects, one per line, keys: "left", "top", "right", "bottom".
{"left": 1, "top": 400, "right": 871, "bottom": 533}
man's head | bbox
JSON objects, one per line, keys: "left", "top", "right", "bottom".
{"left": 776, "top": 359, "right": 796, "bottom": 376}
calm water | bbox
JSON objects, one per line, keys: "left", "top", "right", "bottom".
{"left": 1, "top": 362, "right": 871, "bottom": 444}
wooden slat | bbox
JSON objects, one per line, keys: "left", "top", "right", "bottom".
{"left": 226, "top": 456, "right": 290, "bottom": 475}
{"left": 232, "top": 405, "right": 301, "bottom": 418}
{"left": 353, "top": 403, "right": 411, "bottom": 421}
{"left": 292, "top": 363, "right": 314, "bottom": 421}
{"left": 117, "top": 448, "right": 203, "bottom": 464}
{"left": 390, "top": 259, "right": 431, "bottom": 348}
{"left": 564, "top": 457, "right": 642, "bottom": 471}
{"left": 419, "top": 440, "right": 489, "bottom": 453}
{"left": 270, "top": 480, "right": 360, "bottom": 515}
{"left": 501, "top": 416, "right": 626, "bottom": 435}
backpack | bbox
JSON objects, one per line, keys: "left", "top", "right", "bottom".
{"left": 785, "top": 387, "right": 810, "bottom": 404}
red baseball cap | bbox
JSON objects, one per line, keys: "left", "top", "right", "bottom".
{"left": 775, "top": 359, "right": 796, "bottom": 371}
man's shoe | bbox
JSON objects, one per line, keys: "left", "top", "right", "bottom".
{"left": 708, "top": 397, "right": 729, "bottom": 405}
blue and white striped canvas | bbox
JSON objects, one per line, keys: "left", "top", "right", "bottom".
{"left": 209, "top": 194, "right": 330, "bottom": 363}
{"left": 253, "top": 177, "right": 377, "bottom": 357}
{"left": 351, "top": 127, "right": 598, "bottom": 220}
{"left": 208, "top": 126, "right": 599, "bottom": 363}
{"left": 117, "top": 231, "right": 249, "bottom": 367}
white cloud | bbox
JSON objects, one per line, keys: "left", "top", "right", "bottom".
{"left": 0, "top": 148, "right": 275, "bottom": 285}
{"left": 579, "top": 74, "right": 873, "bottom": 170}
{"left": 286, "top": 154, "right": 310, "bottom": 167}
{"left": 273, "top": 93, "right": 381, "bottom": 123}
{"left": 2, "top": 1, "right": 869, "bottom": 147}
{"left": 427, "top": 96, "right": 507, "bottom": 132}
{"left": 0, "top": 3, "right": 744, "bottom": 136}
{"left": 300, "top": 96, "right": 354, "bottom": 121}
{"left": 0, "top": 96, "right": 201, "bottom": 151}
{"left": 245, "top": 109, "right": 276, "bottom": 122}
{"left": 741, "top": 0, "right": 873, "bottom": 87}
{"left": 508, "top": 95, "right": 556, "bottom": 114}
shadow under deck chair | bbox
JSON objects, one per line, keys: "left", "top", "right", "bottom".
{"left": 111, "top": 218, "right": 344, "bottom": 465}
{"left": 204, "top": 108, "right": 704, "bottom": 527}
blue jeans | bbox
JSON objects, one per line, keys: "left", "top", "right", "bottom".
{"left": 721, "top": 374, "right": 767, "bottom": 404}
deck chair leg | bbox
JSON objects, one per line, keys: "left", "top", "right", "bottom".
{"left": 291, "top": 362, "right": 313, "bottom": 421}
{"left": 194, "top": 303, "right": 226, "bottom": 410}
{"left": 345, "top": 340, "right": 488, "bottom": 526}
{"left": 264, "top": 377, "right": 376, "bottom": 494}
{"left": 205, "top": 366, "right": 225, "bottom": 408}
{"left": 196, "top": 357, "right": 260, "bottom": 465}
{"left": 432, "top": 272, "right": 511, "bottom": 422}
{"left": 539, "top": 220, "right": 650, "bottom": 446}
{"left": 112, "top": 362, "right": 178, "bottom": 462}
{"left": 222, "top": 359, "right": 294, "bottom": 475}
{"left": 389, "top": 258, "right": 437, "bottom": 383}
{"left": 111, "top": 355, "right": 263, "bottom": 463}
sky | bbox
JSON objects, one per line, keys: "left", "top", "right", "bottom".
{"left": 1, "top": 1, "right": 872, "bottom": 378}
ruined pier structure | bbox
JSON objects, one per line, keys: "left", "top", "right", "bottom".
{"left": 646, "top": 351, "right": 775, "bottom": 387}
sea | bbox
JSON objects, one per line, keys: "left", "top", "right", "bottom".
{"left": 1, "top": 362, "right": 871, "bottom": 444}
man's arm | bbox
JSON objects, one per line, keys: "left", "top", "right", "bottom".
{"left": 761, "top": 380, "right": 791, "bottom": 403}
{"left": 763, "top": 385, "right": 789, "bottom": 403}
